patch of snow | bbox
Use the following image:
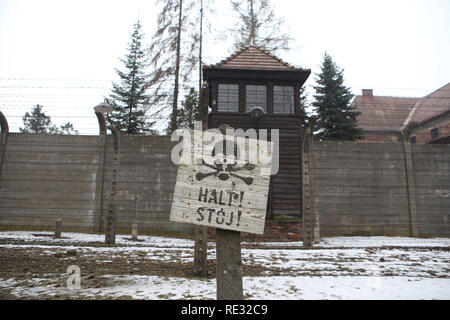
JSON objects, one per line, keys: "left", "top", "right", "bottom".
{"left": 0, "top": 231, "right": 194, "bottom": 248}
{"left": 3, "top": 275, "right": 449, "bottom": 300}
{"left": 1, "top": 231, "right": 449, "bottom": 300}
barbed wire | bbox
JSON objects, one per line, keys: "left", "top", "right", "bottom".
{"left": 0, "top": 78, "right": 448, "bottom": 134}
{"left": 0, "top": 78, "right": 448, "bottom": 93}
{"left": 0, "top": 77, "right": 111, "bottom": 82}
{"left": 1, "top": 114, "right": 171, "bottom": 121}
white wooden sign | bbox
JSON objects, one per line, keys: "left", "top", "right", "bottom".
{"left": 170, "top": 131, "right": 272, "bottom": 234}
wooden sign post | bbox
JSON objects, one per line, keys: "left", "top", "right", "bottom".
{"left": 193, "top": 226, "right": 208, "bottom": 277}
{"left": 54, "top": 219, "right": 62, "bottom": 239}
{"left": 216, "top": 228, "right": 243, "bottom": 300}
{"left": 170, "top": 130, "right": 272, "bottom": 299}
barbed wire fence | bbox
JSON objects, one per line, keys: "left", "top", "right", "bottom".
{"left": 0, "top": 77, "right": 448, "bottom": 135}
{"left": 0, "top": 77, "right": 201, "bottom": 135}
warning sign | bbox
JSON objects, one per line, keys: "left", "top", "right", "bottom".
{"left": 170, "top": 130, "right": 272, "bottom": 234}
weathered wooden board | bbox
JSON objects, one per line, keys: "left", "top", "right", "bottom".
{"left": 170, "top": 132, "right": 272, "bottom": 234}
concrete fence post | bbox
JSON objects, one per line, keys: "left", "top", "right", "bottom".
{"left": 131, "top": 222, "right": 138, "bottom": 241}
{"left": 94, "top": 101, "right": 119, "bottom": 245}
{"left": 94, "top": 109, "right": 108, "bottom": 233}
{"left": 105, "top": 116, "right": 120, "bottom": 245}
{"left": 401, "top": 123, "right": 419, "bottom": 237}
{"left": 131, "top": 195, "right": 139, "bottom": 241}
{"left": 0, "top": 110, "right": 9, "bottom": 186}
{"left": 314, "top": 209, "right": 320, "bottom": 244}
{"left": 309, "top": 134, "right": 320, "bottom": 244}
{"left": 301, "top": 117, "right": 317, "bottom": 247}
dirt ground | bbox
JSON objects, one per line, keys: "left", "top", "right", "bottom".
{"left": 1, "top": 232, "right": 449, "bottom": 299}
{"left": 0, "top": 233, "right": 266, "bottom": 299}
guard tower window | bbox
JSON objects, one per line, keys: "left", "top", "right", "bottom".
{"left": 274, "top": 86, "right": 294, "bottom": 113}
{"left": 218, "top": 84, "right": 239, "bottom": 112}
{"left": 246, "top": 85, "right": 267, "bottom": 112}
{"left": 431, "top": 128, "right": 439, "bottom": 140}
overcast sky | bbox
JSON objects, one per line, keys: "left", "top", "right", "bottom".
{"left": 0, "top": 0, "right": 449, "bottom": 134}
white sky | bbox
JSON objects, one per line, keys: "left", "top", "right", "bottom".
{"left": 0, "top": 0, "right": 449, "bottom": 134}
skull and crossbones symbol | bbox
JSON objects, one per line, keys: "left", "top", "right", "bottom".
{"left": 195, "top": 139, "right": 255, "bottom": 185}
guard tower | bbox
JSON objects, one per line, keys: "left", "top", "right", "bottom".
{"left": 202, "top": 46, "right": 311, "bottom": 239}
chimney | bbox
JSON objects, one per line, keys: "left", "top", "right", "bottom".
{"left": 362, "top": 89, "right": 374, "bottom": 104}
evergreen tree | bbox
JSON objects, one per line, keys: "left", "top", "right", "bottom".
{"left": 20, "top": 104, "right": 52, "bottom": 133}
{"left": 297, "top": 86, "right": 309, "bottom": 126}
{"left": 109, "top": 20, "right": 155, "bottom": 134}
{"left": 313, "top": 53, "right": 364, "bottom": 141}
{"left": 229, "top": 0, "right": 291, "bottom": 53}
{"left": 20, "top": 105, "right": 78, "bottom": 135}
{"left": 177, "top": 87, "right": 199, "bottom": 129}
{"left": 57, "top": 122, "right": 79, "bottom": 135}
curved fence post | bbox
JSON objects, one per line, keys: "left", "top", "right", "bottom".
{"left": 104, "top": 113, "right": 120, "bottom": 245}
{"left": 94, "top": 101, "right": 120, "bottom": 244}
{"left": 401, "top": 122, "right": 419, "bottom": 237}
{"left": 94, "top": 108, "right": 108, "bottom": 233}
{"left": 301, "top": 117, "right": 317, "bottom": 248}
{"left": 0, "top": 110, "right": 10, "bottom": 185}
{"left": 95, "top": 110, "right": 108, "bottom": 136}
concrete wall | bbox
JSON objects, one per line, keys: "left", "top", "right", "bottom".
{"left": 359, "top": 131, "right": 402, "bottom": 143}
{"left": 0, "top": 133, "right": 193, "bottom": 236}
{"left": 0, "top": 134, "right": 100, "bottom": 231}
{"left": 411, "top": 144, "right": 450, "bottom": 237}
{"left": 102, "top": 135, "right": 192, "bottom": 236}
{"left": 311, "top": 141, "right": 450, "bottom": 238}
{"left": 0, "top": 132, "right": 448, "bottom": 238}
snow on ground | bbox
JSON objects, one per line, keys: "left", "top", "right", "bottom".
{"left": 1, "top": 275, "right": 449, "bottom": 300}
{"left": 0, "top": 231, "right": 194, "bottom": 248}
{"left": 0, "top": 231, "right": 449, "bottom": 300}
{"left": 256, "top": 236, "right": 450, "bottom": 248}
{"left": 2, "top": 230, "right": 448, "bottom": 248}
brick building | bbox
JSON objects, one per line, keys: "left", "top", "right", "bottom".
{"left": 352, "top": 83, "right": 450, "bottom": 144}
{"left": 402, "top": 83, "right": 450, "bottom": 144}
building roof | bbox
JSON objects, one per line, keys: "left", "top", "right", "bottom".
{"left": 402, "top": 82, "right": 450, "bottom": 128}
{"left": 352, "top": 90, "right": 420, "bottom": 132}
{"left": 204, "top": 45, "right": 308, "bottom": 72}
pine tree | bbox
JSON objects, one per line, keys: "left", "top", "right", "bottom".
{"left": 313, "top": 53, "right": 364, "bottom": 141}
{"left": 109, "top": 20, "right": 155, "bottom": 135}
{"left": 229, "top": 0, "right": 291, "bottom": 53}
{"left": 297, "top": 86, "right": 309, "bottom": 126}
{"left": 177, "top": 87, "right": 199, "bottom": 129}
{"left": 20, "top": 105, "right": 78, "bottom": 135}
{"left": 57, "top": 122, "right": 79, "bottom": 135}
{"left": 20, "top": 104, "right": 52, "bottom": 133}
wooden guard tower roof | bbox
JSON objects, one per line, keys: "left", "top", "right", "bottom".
{"left": 203, "top": 45, "right": 311, "bottom": 84}
{"left": 206, "top": 45, "right": 304, "bottom": 71}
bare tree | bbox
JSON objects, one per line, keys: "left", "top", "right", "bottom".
{"left": 230, "top": 0, "right": 291, "bottom": 53}
{"left": 147, "top": 0, "right": 201, "bottom": 134}
{"left": 198, "top": 0, "right": 204, "bottom": 115}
